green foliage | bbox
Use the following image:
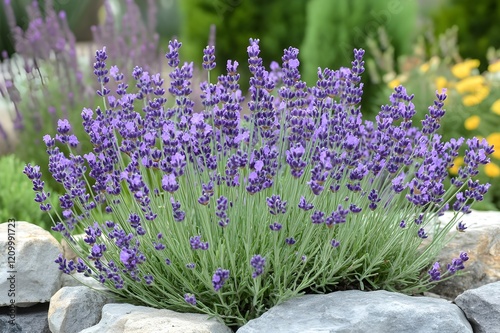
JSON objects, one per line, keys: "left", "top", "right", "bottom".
{"left": 431, "top": 0, "right": 500, "bottom": 72}
{"left": 300, "top": 0, "right": 418, "bottom": 115}
{"left": 0, "top": 155, "right": 58, "bottom": 234}
{"left": 179, "top": 0, "right": 307, "bottom": 86}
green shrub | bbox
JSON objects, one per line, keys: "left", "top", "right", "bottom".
{"left": 300, "top": 0, "right": 418, "bottom": 115}
{"left": 179, "top": 0, "right": 306, "bottom": 86}
{"left": 0, "top": 155, "right": 58, "bottom": 234}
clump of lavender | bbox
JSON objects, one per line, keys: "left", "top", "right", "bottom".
{"left": 25, "top": 38, "right": 493, "bottom": 328}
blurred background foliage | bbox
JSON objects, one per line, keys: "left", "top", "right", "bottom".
{"left": 179, "top": 0, "right": 307, "bottom": 89}
{"left": 431, "top": 0, "right": 500, "bottom": 73}
{"left": 0, "top": 0, "right": 103, "bottom": 56}
{"left": 1, "top": 0, "right": 500, "bottom": 230}
{"left": 300, "top": 0, "right": 418, "bottom": 114}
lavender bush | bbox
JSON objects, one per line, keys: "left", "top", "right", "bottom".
{"left": 25, "top": 38, "right": 492, "bottom": 327}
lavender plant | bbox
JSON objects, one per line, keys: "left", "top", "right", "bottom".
{"left": 25, "top": 39, "right": 492, "bottom": 328}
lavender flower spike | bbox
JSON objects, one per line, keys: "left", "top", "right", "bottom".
{"left": 212, "top": 268, "right": 230, "bottom": 291}
{"left": 184, "top": 293, "right": 196, "bottom": 305}
{"left": 250, "top": 255, "right": 266, "bottom": 278}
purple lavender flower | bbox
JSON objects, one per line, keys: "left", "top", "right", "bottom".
{"left": 269, "top": 222, "right": 282, "bottom": 231}
{"left": 414, "top": 214, "right": 424, "bottom": 225}
{"left": 170, "top": 197, "right": 185, "bottom": 222}
{"left": 166, "top": 39, "right": 182, "bottom": 68}
{"left": 154, "top": 242, "right": 165, "bottom": 251}
{"left": 216, "top": 195, "right": 230, "bottom": 227}
{"left": 330, "top": 239, "right": 340, "bottom": 248}
{"left": 250, "top": 255, "right": 266, "bottom": 278}
{"left": 84, "top": 223, "right": 102, "bottom": 245}
{"left": 298, "top": 196, "right": 314, "bottom": 211}
{"left": 212, "top": 268, "right": 230, "bottom": 291}
{"left": 446, "top": 253, "right": 468, "bottom": 275}
{"left": 428, "top": 262, "right": 441, "bottom": 281}
{"left": 119, "top": 247, "right": 146, "bottom": 272}
{"left": 184, "top": 293, "right": 196, "bottom": 305}
{"left": 456, "top": 221, "right": 467, "bottom": 232}
{"left": 417, "top": 228, "right": 428, "bottom": 239}
{"left": 311, "top": 210, "right": 325, "bottom": 224}
{"left": 368, "top": 189, "right": 381, "bottom": 210}
{"left": 202, "top": 45, "right": 216, "bottom": 71}
{"left": 286, "top": 145, "right": 307, "bottom": 178}
{"left": 55, "top": 254, "right": 74, "bottom": 274}
{"left": 162, "top": 174, "right": 179, "bottom": 193}
{"left": 89, "top": 243, "right": 106, "bottom": 260}
{"left": 325, "top": 205, "right": 349, "bottom": 227}
{"left": 144, "top": 275, "right": 154, "bottom": 285}
{"left": 57, "top": 119, "right": 71, "bottom": 134}
{"left": 190, "top": 236, "right": 209, "bottom": 250}
{"left": 285, "top": 237, "right": 296, "bottom": 245}
{"left": 266, "top": 195, "right": 287, "bottom": 215}
{"left": 349, "top": 204, "right": 362, "bottom": 213}
{"left": 93, "top": 48, "right": 110, "bottom": 96}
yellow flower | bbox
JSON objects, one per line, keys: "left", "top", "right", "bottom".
{"left": 451, "top": 59, "right": 480, "bottom": 79}
{"left": 464, "top": 115, "right": 481, "bottom": 130}
{"left": 449, "top": 157, "right": 463, "bottom": 175}
{"left": 419, "top": 62, "right": 430, "bottom": 73}
{"left": 491, "top": 99, "right": 500, "bottom": 115}
{"left": 462, "top": 86, "right": 490, "bottom": 106}
{"left": 463, "top": 95, "right": 481, "bottom": 106}
{"left": 485, "top": 163, "right": 500, "bottom": 178}
{"left": 435, "top": 76, "right": 448, "bottom": 92}
{"left": 488, "top": 61, "right": 500, "bottom": 73}
{"left": 455, "top": 76, "right": 486, "bottom": 94}
{"left": 487, "top": 133, "right": 500, "bottom": 159}
{"left": 477, "top": 85, "right": 490, "bottom": 99}
{"left": 388, "top": 78, "right": 401, "bottom": 89}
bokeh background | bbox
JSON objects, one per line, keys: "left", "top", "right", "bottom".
{"left": 1, "top": 0, "right": 500, "bottom": 234}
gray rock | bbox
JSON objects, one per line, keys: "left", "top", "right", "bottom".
{"left": 237, "top": 290, "right": 472, "bottom": 333}
{"left": 80, "top": 303, "right": 233, "bottom": 333}
{"left": 429, "top": 210, "right": 500, "bottom": 299}
{"left": 0, "top": 319, "right": 22, "bottom": 333}
{"left": 60, "top": 234, "right": 85, "bottom": 262}
{"left": 48, "top": 286, "right": 115, "bottom": 333}
{"left": 0, "top": 222, "right": 62, "bottom": 307}
{"left": 455, "top": 281, "right": 500, "bottom": 333}
{"left": 60, "top": 272, "right": 107, "bottom": 290}
{"left": 0, "top": 303, "right": 50, "bottom": 333}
